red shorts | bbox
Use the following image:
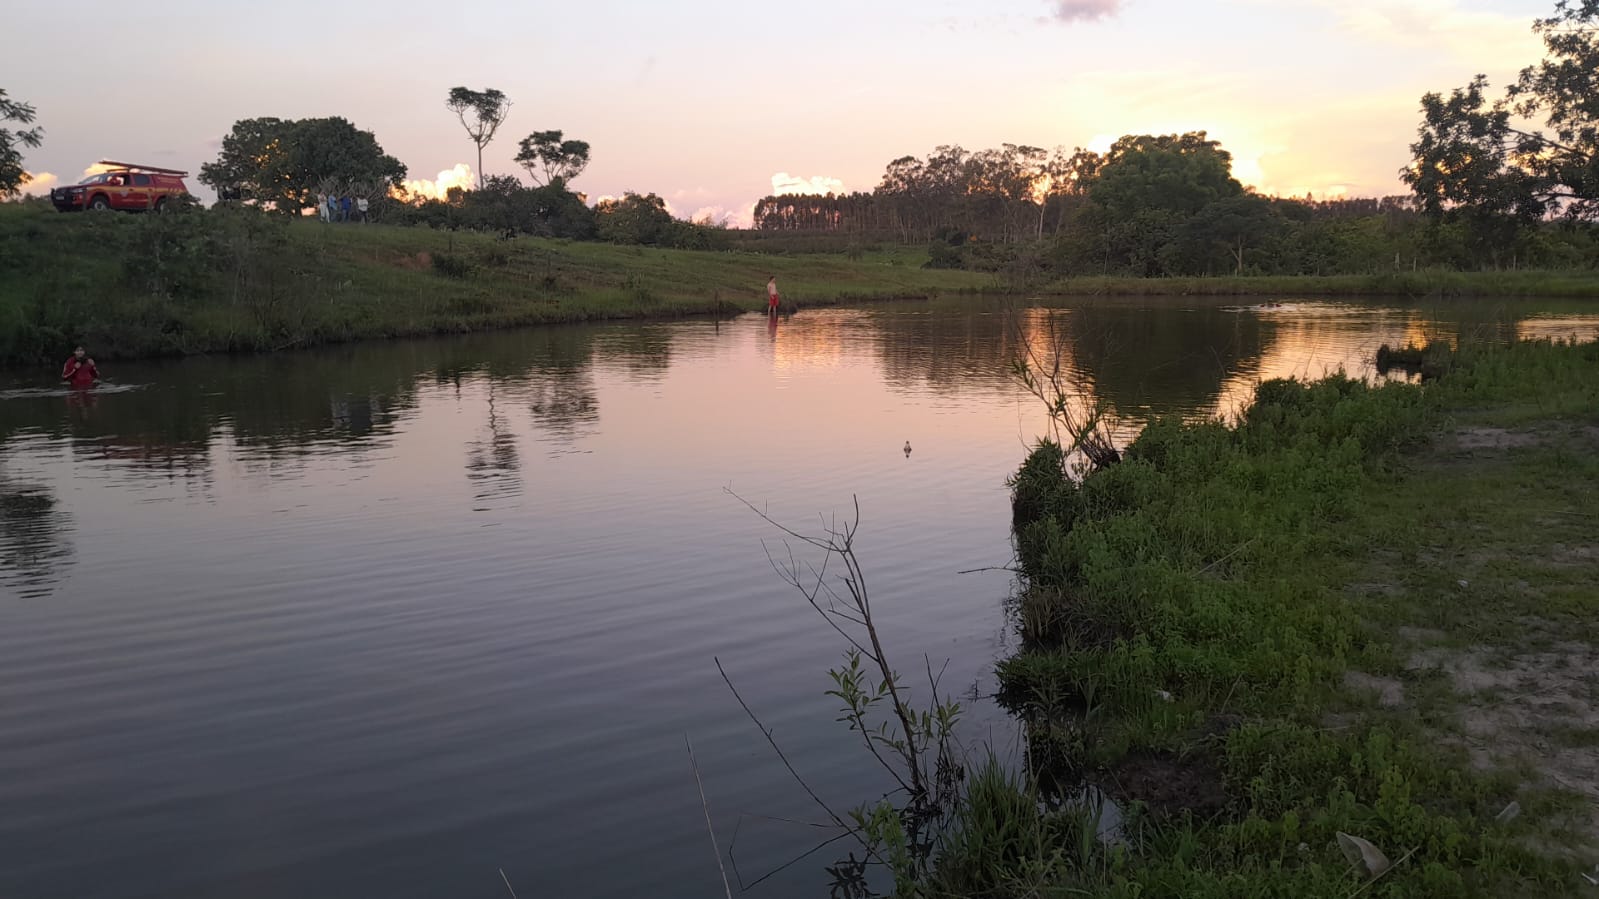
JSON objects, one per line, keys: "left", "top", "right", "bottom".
{"left": 768, "top": 294, "right": 780, "bottom": 308}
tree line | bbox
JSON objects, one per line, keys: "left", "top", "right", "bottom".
{"left": 751, "top": 0, "right": 1596, "bottom": 275}
{"left": 3, "top": 0, "right": 1595, "bottom": 266}
{"left": 187, "top": 87, "right": 723, "bottom": 248}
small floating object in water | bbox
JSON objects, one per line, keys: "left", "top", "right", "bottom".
{"left": 904, "top": 440, "right": 912, "bottom": 456}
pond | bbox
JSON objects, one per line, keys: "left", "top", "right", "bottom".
{"left": 1, "top": 296, "right": 1595, "bottom": 898}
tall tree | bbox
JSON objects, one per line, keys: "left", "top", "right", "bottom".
{"left": 1038, "top": 147, "right": 1101, "bottom": 236}
{"left": 0, "top": 89, "right": 43, "bottom": 198}
{"left": 446, "top": 87, "right": 510, "bottom": 190}
{"left": 1090, "top": 132, "right": 1243, "bottom": 220}
{"left": 514, "top": 130, "right": 591, "bottom": 187}
{"left": 1405, "top": 1, "right": 1599, "bottom": 226}
{"left": 1401, "top": 76, "right": 1546, "bottom": 260}
{"left": 594, "top": 192, "right": 673, "bottom": 245}
{"left": 1184, "top": 193, "right": 1278, "bottom": 275}
{"left": 200, "top": 116, "right": 406, "bottom": 212}
{"left": 200, "top": 117, "right": 291, "bottom": 198}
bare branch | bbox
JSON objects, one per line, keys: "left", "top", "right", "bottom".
{"left": 715, "top": 657, "right": 847, "bottom": 830}
{"left": 685, "top": 735, "right": 733, "bottom": 899}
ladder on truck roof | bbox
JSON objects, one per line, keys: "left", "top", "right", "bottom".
{"left": 96, "top": 160, "right": 189, "bottom": 176}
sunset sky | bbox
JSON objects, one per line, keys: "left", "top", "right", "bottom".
{"left": 12, "top": 0, "right": 1550, "bottom": 224}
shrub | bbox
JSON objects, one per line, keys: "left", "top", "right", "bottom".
{"left": 431, "top": 251, "right": 472, "bottom": 278}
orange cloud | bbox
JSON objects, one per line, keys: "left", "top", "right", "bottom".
{"left": 1051, "top": 69, "right": 1432, "bottom": 199}
{"left": 20, "top": 172, "right": 58, "bottom": 195}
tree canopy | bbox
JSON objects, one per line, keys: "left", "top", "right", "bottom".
{"left": 1404, "top": 0, "right": 1599, "bottom": 235}
{"left": 1089, "top": 132, "right": 1243, "bottom": 220}
{"left": 0, "top": 89, "right": 43, "bottom": 198}
{"left": 199, "top": 116, "right": 406, "bottom": 212}
{"left": 594, "top": 192, "right": 674, "bottom": 245}
{"left": 514, "top": 130, "right": 591, "bottom": 188}
{"left": 446, "top": 87, "right": 510, "bottom": 190}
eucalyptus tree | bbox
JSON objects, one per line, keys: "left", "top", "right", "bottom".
{"left": 446, "top": 87, "right": 511, "bottom": 190}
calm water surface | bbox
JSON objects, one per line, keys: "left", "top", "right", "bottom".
{"left": 2, "top": 296, "right": 1595, "bottom": 898}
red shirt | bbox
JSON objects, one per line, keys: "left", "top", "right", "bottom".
{"left": 62, "top": 357, "right": 98, "bottom": 388}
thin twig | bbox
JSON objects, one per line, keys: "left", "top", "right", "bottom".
{"left": 715, "top": 657, "right": 847, "bottom": 830}
{"left": 498, "top": 868, "right": 518, "bottom": 899}
{"left": 1197, "top": 537, "right": 1260, "bottom": 575}
{"left": 958, "top": 565, "right": 1023, "bottom": 575}
{"left": 685, "top": 735, "right": 733, "bottom": 899}
{"left": 735, "top": 811, "right": 837, "bottom": 829}
{"left": 925, "top": 654, "right": 951, "bottom": 697}
{"left": 732, "top": 826, "right": 855, "bottom": 892}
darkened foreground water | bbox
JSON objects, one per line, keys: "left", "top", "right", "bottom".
{"left": 2, "top": 297, "right": 1595, "bottom": 898}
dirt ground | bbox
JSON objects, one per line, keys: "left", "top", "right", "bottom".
{"left": 1345, "top": 422, "right": 1599, "bottom": 853}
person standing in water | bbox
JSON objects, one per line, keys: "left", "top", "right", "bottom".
{"left": 767, "top": 275, "right": 780, "bottom": 315}
{"left": 61, "top": 346, "right": 99, "bottom": 388}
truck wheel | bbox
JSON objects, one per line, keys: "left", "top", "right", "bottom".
{"left": 89, "top": 195, "right": 111, "bottom": 211}
{"left": 154, "top": 198, "right": 168, "bottom": 213}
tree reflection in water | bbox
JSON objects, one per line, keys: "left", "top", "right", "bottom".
{"left": 0, "top": 473, "right": 72, "bottom": 599}
{"left": 466, "top": 386, "right": 524, "bottom": 510}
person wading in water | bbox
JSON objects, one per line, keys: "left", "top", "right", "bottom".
{"left": 767, "top": 275, "right": 780, "bottom": 316}
{"left": 61, "top": 346, "right": 99, "bottom": 389}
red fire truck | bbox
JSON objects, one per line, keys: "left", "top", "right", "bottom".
{"left": 50, "top": 160, "right": 192, "bottom": 212}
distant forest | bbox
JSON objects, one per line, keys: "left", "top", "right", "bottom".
{"left": 4, "top": 1, "right": 1592, "bottom": 279}
{"left": 746, "top": 134, "right": 1595, "bottom": 278}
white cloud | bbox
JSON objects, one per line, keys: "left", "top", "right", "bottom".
{"left": 1049, "top": 0, "right": 1122, "bottom": 22}
{"left": 20, "top": 172, "right": 58, "bottom": 195}
{"left": 770, "top": 172, "right": 845, "bottom": 196}
{"left": 1282, "top": 0, "right": 1538, "bottom": 71}
{"left": 397, "top": 163, "right": 475, "bottom": 200}
{"left": 689, "top": 203, "right": 756, "bottom": 229}
{"left": 19, "top": 166, "right": 118, "bottom": 195}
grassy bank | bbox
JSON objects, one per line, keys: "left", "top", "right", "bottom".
{"left": 1042, "top": 269, "right": 1599, "bottom": 298}
{"left": 0, "top": 203, "right": 992, "bottom": 364}
{"left": 947, "top": 338, "right": 1599, "bottom": 896}
{"left": 4, "top": 202, "right": 1595, "bottom": 367}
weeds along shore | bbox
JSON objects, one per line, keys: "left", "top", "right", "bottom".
{"left": 956, "top": 336, "right": 1599, "bottom": 897}
{"left": 0, "top": 203, "right": 990, "bottom": 365}
{"left": 5, "top": 202, "right": 1596, "bottom": 367}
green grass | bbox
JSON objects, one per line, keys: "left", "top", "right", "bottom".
{"left": 4, "top": 199, "right": 1594, "bottom": 366}
{"left": 1042, "top": 270, "right": 1599, "bottom": 298}
{"left": 960, "top": 338, "right": 1599, "bottom": 897}
{"left": 0, "top": 203, "right": 994, "bottom": 364}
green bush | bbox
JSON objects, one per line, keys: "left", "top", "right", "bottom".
{"left": 431, "top": 251, "right": 472, "bottom": 278}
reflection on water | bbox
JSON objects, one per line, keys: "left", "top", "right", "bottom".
{"left": 466, "top": 388, "right": 524, "bottom": 511}
{"left": 0, "top": 472, "right": 71, "bottom": 599}
{"left": 0, "top": 296, "right": 1595, "bottom": 899}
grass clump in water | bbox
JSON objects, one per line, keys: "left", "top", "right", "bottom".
{"left": 1376, "top": 340, "right": 1456, "bottom": 381}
